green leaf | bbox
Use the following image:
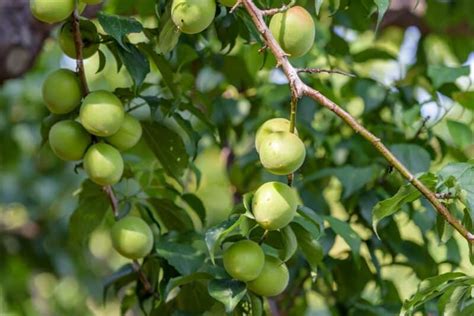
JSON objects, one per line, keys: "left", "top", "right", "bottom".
{"left": 278, "top": 225, "right": 298, "bottom": 262}
{"left": 181, "top": 193, "right": 206, "bottom": 225}
{"left": 453, "top": 91, "right": 474, "bottom": 111}
{"left": 390, "top": 144, "right": 431, "bottom": 174}
{"left": 333, "top": 165, "right": 375, "bottom": 198}
{"left": 325, "top": 216, "right": 362, "bottom": 266}
{"left": 439, "top": 163, "right": 474, "bottom": 213}
{"left": 69, "top": 180, "right": 110, "bottom": 247}
{"left": 291, "top": 223, "right": 324, "bottom": 271}
{"left": 142, "top": 121, "right": 189, "bottom": 184}
{"left": 102, "top": 264, "right": 136, "bottom": 303}
{"left": 207, "top": 279, "right": 246, "bottom": 313}
{"left": 296, "top": 205, "right": 324, "bottom": 237}
{"left": 155, "top": 240, "right": 205, "bottom": 275}
{"left": 352, "top": 48, "right": 396, "bottom": 62}
{"left": 164, "top": 272, "right": 212, "bottom": 300}
{"left": 97, "top": 12, "right": 143, "bottom": 50}
{"left": 140, "top": 45, "right": 179, "bottom": 98}
{"left": 157, "top": 16, "right": 181, "bottom": 54}
{"left": 427, "top": 65, "right": 470, "bottom": 88}
{"left": 96, "top": 49, "right": 107, "bottom": 74}
{"left": 205, "top": 215, "right": 244, "bottom": 264}
{"left": 372, "top": 173, "right": 437, "bottom": 236}
{"left": 315, "top": 0, "right": 324, "bottom": 15}
{"left": 148, "top": 198, "right": 194, "bottom": 232}
{"left": 447, "top": 120, "right": 473, "bottom": 149}
{"left": 373, "top": 0, "right": 390, "bottom": 33}
{"left": 439, "top": 285, "right": 467, "bottom": 316}
{"left": 117, "top": 43, "right": 150, "bottom": 88}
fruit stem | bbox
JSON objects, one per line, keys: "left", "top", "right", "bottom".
{"left": 287, "top": 94, "right": 297, "bottom": 186}
{"left": 71, "top": 6, "right": 89, "bottom": 95}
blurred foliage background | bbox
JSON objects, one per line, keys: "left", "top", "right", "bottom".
{"left": 1, "top": 0, "right": 474, "bottom": 315}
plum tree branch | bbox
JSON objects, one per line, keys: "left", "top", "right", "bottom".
{"left": 239, "top": 0, "right": 474, "bottom": 243}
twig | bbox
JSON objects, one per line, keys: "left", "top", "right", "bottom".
{"left": 288, "top": 94, "right": 297, "bottom": 187}
{"left": 261, "top": 0, "right": 296, "bottom": 16}
{"left": 240, "top": 0, "right": 474, "bottom": 243}
{"left": 297, "top": 67, "right": 356, "bottom": 78}
{"left": 230, "top": 0, "right": 242, "bottom": 13}
{"left": 71, "top": 10, "right": 89, "bottom": 95}
{"left": 132, "top": 260, "right": 158, "bottom": 298}
{"left": 413, "top": 116, "right": 429, "bottom": 139}
{"left": 103, "top": 185, "right": 119, "bottom": 219}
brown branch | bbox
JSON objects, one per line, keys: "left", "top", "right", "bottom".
{"left": 71, "top": 9, "right": 89, "bottom": 95}
{"left": 296, "top": 68, "right": 356, "bottom": 78}
{"left": 132, "top": 260, "right": 158, "bottom": 298}
{"left": 103, "top": 185, "right": 119, "bottom": 219}
{"left": 240, "top": 0, "right": 474, "bottom": 243}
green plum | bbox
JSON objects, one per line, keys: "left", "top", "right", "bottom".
{"left": 30, "top": 0, "right": 74, "bottom": 24}
{"left": 223, "top": 240, "right": 265, "bottom": 282}
{"left": 48, "top": 120, "right": 91, "bottom": 161}
{"left": 247, "top": 255, "right": 289, "bottom": 297}
{"left": 105, "top": 114, "right": 142, "bottom": 151}
{"left": 111, "top": 216, "right": 153, "bottom": 259}
{"left": 258, "top": 131, "right": 306, "bottom": 175}
{"left": 59, "top": 19, "right": 100, "bottom": 59}
{"left": 42, "top": 69, "right": 82, "bottom": 114}
{"left": 252, "top": 181, "right": 297, "bottom": 230}
{"left": 79, "top": 90, "right": 124, "bottom": 137}
{"left": 269, "top": 6, "right": 315, "bottom": 58}
{"left": 171, "top": 0, "right": 216, "bottom": 34}
{"left": 83, "top": 143, "right": 124, "bottom": 185}
{"left": 255, "top": 118, "right": 297, "bottom": 153}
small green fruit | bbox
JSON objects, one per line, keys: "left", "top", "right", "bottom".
{"left": 252, "top": 182, "right": 297, "bottom": 230}
{"left": 255, "top": 118, "right": 296, "bottom": 153}
{"left": 223, "top": 240, "right": 265, "bottom": 282}
{"left": 80, "top": 90, "right": 124, "bottom": 137}
{"left": 171, "top": 0, "right": 216, "bottom": 34}
{"left": 111, "top": 216, "right": 153, "bottom": 259}
{"left": 105, "top": 114, "right": 142, "bottom": 151}
{"left": 59, "top": 19, "right": 100, "bottom": 59}
{"left": 49, "top": 120, "right": 91, "bottom": 161}
{"left": 219, "top": 0, "right": 237, "bottom": 7}
{"left": 30, "top": 0, "right": 74, "bottom": 24}
{"left": 269, "top": 6, "right": 315, "bottom": 58}
{"left": 259, "top": 131, "right": 306, "bottom": 175}
{"left": 42, "top": 69, "right": 82, "bottom": 114}
{"left": 247, "top": 256, "right": 289, "bottom": 297}
{"left": 83, "top": 143, "right": 124, "bottom": 185}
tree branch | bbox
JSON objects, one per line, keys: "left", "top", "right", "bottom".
{"left": 296, "top": 67, "right": 356, "bottom": 78}
{"left": 239, "top": 0, "right": 474, "bottom": 243}
{"left": 261, "top": 0, "right": 295, "bottom": 16}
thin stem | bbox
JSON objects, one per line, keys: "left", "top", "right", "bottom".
{"left": 297, "top": 67, "right": 356, "bottom": 78}
{"left": 71, "top": 9, "right": 89, "bottom": 95}
{"left": 133, "top": 260, "right": 158, "bottom": 298}
{"left": 261, "top": 0, "right": 296, "bottom": 16}
{"left": 103, "top": 185, "right": 119, "bottom": 219}
{"left": 288, "top": 95, "right": 297, "bottom": 186}
{"left": 239, "top": 0, "right": 474, "bottom": 243}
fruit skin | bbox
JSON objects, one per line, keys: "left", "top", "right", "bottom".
{"left": 59, "top": 19, "right": 100, "bottom": 59}
{"left": 255, "top": 118, "right": 297, "bottom": 153}
{"left": 259, "top": 131, "right": 306, "bottom": 175}
{"left": 223, "top": 240, "right": 265, "bottom": 282}
{"left": 171, "top": 0, "right": 216, "bottom": 34}
{"left": 42, "top": 69, "right": 82, "bottom": 114}
{"left": 48, "top": 120, "right": 91, "bottom": 161}
{"left": 247, "top": 256, "right": 289, "bottom": 297}
{"left": 30, "top": 0, "right": 74, "bottom": 24}
{"left": 105, "top": 114, "right": 143, "bottom": 151}
{"left": 80, "top": 90, "right": 125, "bottom": 137}
{"left": 269, "top": 6, "right": 315, "bottom": 58}
{"left": 83, "top": 143, "right": 124, "bottom": 185}
{"left": 111, "top": 216, "right": 153, "bottom": 259}
{"left": 219, "top": 0, "right": 237, "bottom": 7}
{"left": 252, "top": 182, "right": 297, "bottom": 230}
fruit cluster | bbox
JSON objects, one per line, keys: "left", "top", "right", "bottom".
{"left": 222, "top": 118, "right": 306, "bottom": 297}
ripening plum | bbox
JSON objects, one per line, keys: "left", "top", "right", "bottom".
{"left": 247, "top": 256, "right": 289, "bottom": 297}
{"left": 258, "top": 131, "right": 306, "bottom": 175}
{"left": 105, "top": 114, "right": 142, "bottom": 151}
{"left": 42, "top": 69, "right": 82, "bottom": 114}
{"left": 255, "top": 118, "right": 297, "bottom": 153}
{"left": 171, "top": 0, "right": 216, "bottom": 34}
{"left": 111, "top": 216, "right": 153, "bottom": 259}
{"left": 252, "top": 181, "right": 297, "bottom": 230}
{"left": 79, "top": 90, "right": 124, "bottom": 137}
{"left": 30, "top": 0, "right": 74, "bottom": 24}
{"left": 83, "top": 143, "right": 124, "bottom": 185}
{"left": 269, "top": 6, "right": 315, "bottom": 58}
{"left": 59, "top": 19, "right": 100, "bottom": 59}
{"left": 48, "top": 120, "right": 91, "bottom": 161}
{"left": 223, "top": 240, "right": 265, "bottom": 282}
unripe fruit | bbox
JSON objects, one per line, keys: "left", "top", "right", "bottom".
{"left": 259, "top": 131, "right": 306, "bottom": 175}
{"left": 269, "top": 6, "right": 315, "bottom": 58}
{"left": 223, "top": 240, "right": 265, "bottom": 282}
{"left": 252, "top": 182, "right": 297, "bottom": 230}
{"left": 49, "top": 120, "right": 91, "bottom": 161}
{"left": 255, "top": 118, "right": 297, "bottom": 153}
{"left": 105, "top": 114, "right": 142, "bottom": 151}
{"left": 219, "top": 0, "right": 237, "bottom": 7}
{"left": 171, "top": 0, "right": 216, "bottom": 34}
{"left": 83, "top": 143, "right": 124, "bottom": 185}
{"left": 59, "top": 19, "right": 100, "bottom": 59}
{"left": 42, "top": 69, "right": 82, "bottom": 114}
{"left": 80, "top": 90, "right": 124, "bottom": 137}
{"left": 247, "top": 256, "right": 289, "bottom": 297}
{"left": 30, "top": 0, "right": 74, "bottom": 24}
{"left": 111, "top": 216, "right": 153, "bottom": 259}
